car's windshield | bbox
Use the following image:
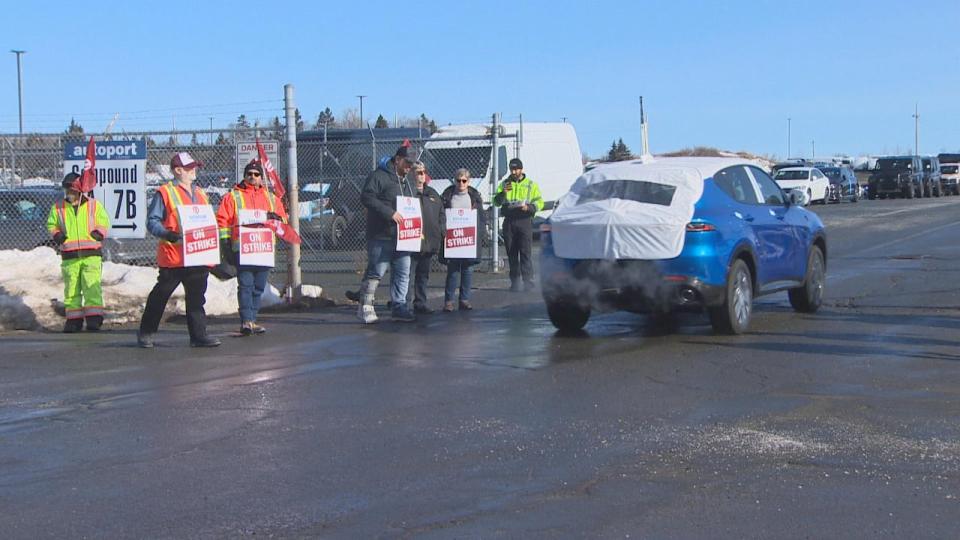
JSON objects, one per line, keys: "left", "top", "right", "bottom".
{"left": 576, "top": 180, "right": 677, "bottom": 206}
{"left": 942, "top": 165, "right": 959, "bottom": 174}
{"left": 876, "top": 158, "right": 912, "bottom": 170}
{"left": 820, "top": 168, "right": 840, "bottom": 178}
{"left": 774, "top": 170, "right": 809, "bottom": 180}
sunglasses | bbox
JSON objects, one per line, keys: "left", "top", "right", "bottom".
{"left": 456, "top": 179, "right": 470, "bottom": 183}
{"left": 246, "top": 171, "right": 262, "bottom": 177}
{"left": 415, "top": 171, "right": 427, "bottom": 175}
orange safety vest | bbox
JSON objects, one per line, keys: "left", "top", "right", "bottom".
{"left": 156, "top": 182, "right": 211, "bottom": 268}
{"left": 216, "top": 183, "right": 287, "bottom": 250}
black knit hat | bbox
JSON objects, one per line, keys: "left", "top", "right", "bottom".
{"left": 509, "top": 158, "right": 523, "bottom": 169}
{"left": 62, "top": 172, "right": 82, "bottom": 190}
{"left": 244, "top": 160, "right": 264, "bottom": 175}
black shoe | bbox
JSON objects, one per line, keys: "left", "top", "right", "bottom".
{"left": 510, "top": 282, "right": 522, "bottom": 292}
{"left": 345, "top": 289, "right": 360, "bottom": 303}
{"left": 413, "top": 304, "right": 434, "bottom": 315}
{"left": 524, "top": 281, "right": 536, "bottom": 292}
{"left": 63, "top": 319, "right": 83, "bottom": 333}
{"left": 458, "top": 301, "right": 473, "bottom": 311}
{"left": 391, "top": 307, "right": 416, "bottom": 322}
{"left": 85, "top": 315, "right": 103, "bottom": 332}
{"left": 190, "top": 336, "right": 222, "bottom": 348}
{"left": 137, "top": 332, "right": 155, "bottom": 348}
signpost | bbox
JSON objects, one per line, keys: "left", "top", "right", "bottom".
{"left": 236, "top": 140, "right": 278, "bottom": 181}
{"left": 63, "top": 140, "right": 147, "bottom": 239}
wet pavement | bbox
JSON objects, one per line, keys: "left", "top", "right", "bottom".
{"left": 2, "top": 197, "right": 960, "bottom": 538}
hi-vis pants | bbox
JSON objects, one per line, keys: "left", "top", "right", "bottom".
{"left": 61, "top": 256, "right": 104, "bottom": 320}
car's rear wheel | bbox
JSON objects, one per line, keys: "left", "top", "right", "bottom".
{"left": 905, "top": 186, "right": 914, "bottom": 199}
{"left": 788, "top": 246, "right": 825, "bottom": 313}
{"left": 708, "top": 259, "right": 752, "bottom": 335}
{"left": 546, "top": 298, "right": 590, "bottom": 333}
{"left": 325, "top": 216, "right": 347, "bottom": 250}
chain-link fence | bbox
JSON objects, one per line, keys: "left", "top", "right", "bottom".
{"left": 0, "top": 123, "right": 516, "bottom": 288}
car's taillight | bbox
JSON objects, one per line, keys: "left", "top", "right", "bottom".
{"left": 686, "top": 222, "right": 716, "bottom": 232}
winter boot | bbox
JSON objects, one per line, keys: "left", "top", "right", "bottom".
{"left": 358, "top": 295, "right": 379, "bottom": 324}
{"left": 85, "top": 315, "right": 103, "bottom": 332}
{"left": 62, "top": 318, "right": 83, "bottom": 333}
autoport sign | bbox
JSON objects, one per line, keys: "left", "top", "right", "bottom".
{"left": 63, "top": 140, "right": 147, "bottom": 239}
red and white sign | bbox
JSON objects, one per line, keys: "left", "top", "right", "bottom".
{"left": 396, "top": 196, "right": 422, "bottom": 252}
{"left": 444, "top": 208, "right": 478, "bottom": 259}
{"left": 178, "top": 204, "right": 220, "bottom": 267}
{"left": 238, "top": 209, "right": 275, "bottom": 267}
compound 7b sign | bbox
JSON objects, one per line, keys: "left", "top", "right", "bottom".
{"left": 63, "top": 140, "right": 147, "bottom": 239}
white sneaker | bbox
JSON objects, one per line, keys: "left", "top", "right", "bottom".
{"left": 357, "top": 304, "right": 378, "bottom": 324}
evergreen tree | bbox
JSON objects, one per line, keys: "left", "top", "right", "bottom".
{"left": 606, "top": 138, "right": 633, "bottom": 161}
{"left": 190, "top": 132, "right": 200, "bottom": 146}
{"left": 234, "top": 114, "right": 251, "bottom": 129}
{"left": 269, "top": 116, "right": 284, "bottom": 140}
{"left": 215, "top": 132, "right": 229, "bottom": 145}
{"left": 314, "top": 107, "right": 335, "bottom": 129}
{"left": 374, "top": 114, "right": 389, "bottom": 128}
{"left": 65, "top": 118, "right": 84, "bottom": 135}
{"left": 295, "top": 108, "right": 304, "bottom": 133}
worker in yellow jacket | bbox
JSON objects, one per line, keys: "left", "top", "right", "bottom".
{"left": 46, "top": 172, "right": 111, "bottom": 332}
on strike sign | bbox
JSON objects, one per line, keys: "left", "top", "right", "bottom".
{"left": 238, "top": 209, "right": 275, "bottom": 267}
{"left": 396, "top": 196, "right": 422, "bottom": 252}
{"left": 178, "top": 204, "right": 220, "bottom": 267}
{"left": 444, "top": 208, "right": 478, "bottom": 259}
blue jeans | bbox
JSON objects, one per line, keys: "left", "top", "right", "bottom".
{"left": 237, "top": 266, "right": 270, "bottom": 323}
{"left": 362, "top": 238, "right": 411, "bottom": 307}
{"left": 444, "top": 260, "right": 474, "bottom": 303}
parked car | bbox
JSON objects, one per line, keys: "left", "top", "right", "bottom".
{"left": 868, "top": 156, "right": 923, "bottom": 199}
{"left": 819, "top": 166, "right": 860, "bottom": 203}
{"left": 921, "top": 156, "right": 943, "bottom": 197}
{"left": 772, "top": 167, "right": 830, "bottom": 205}
{"left": 540, "top": 157, "right": 827, "bottom": 334}
{"left": 0, "top": 187, "right": 61, "bottom": 251}
{"left": 938, "top": 153, "right": 960, "bottom": 195}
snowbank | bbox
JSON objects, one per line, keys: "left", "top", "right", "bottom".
{"left": 0, "top": 247, "right": 291, "bottom": 331}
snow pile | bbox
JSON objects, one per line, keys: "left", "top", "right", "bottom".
{"left": 0, "top": 247, "right": 284, "bottom": 331}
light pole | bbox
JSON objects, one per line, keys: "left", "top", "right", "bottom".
{"left": 913, "top": 103, "right": 920, "bottom": 155}
{"left": 11, "top": 50, "right": 25, "bottom": 135}
{"left": 787, "top": 117, "right": 791, "bottom": 159}
{"left": 356, "top": 95, "right": 367, "bottom": 128}
{"left": 811, "top": 139, "right": 815, "bottom": 159}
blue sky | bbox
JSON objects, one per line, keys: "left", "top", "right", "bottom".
{"left": 1, "top": 0, "right": 958, "bottom": 159}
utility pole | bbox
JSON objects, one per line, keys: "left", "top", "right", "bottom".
{"left": 639, "top": 96, "right": 649, "bottom": 157}
{"left": 787, "top": 117, "right": 791, "bottom": 159}
{"left": 913, "top": 103, "right": 920, "bottom": 155}
{"left": 209, "top": 117, "right": 214, "bottom": 145}
{"left": 811, "top": 140, "right": 815, "bottom": 159}
{"left": 356, "top": 95, "right": 367, "bottom": 128}
{"left": 11, "top": 50, "right": 25, "bottom": 135}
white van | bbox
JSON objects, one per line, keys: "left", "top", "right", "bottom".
{"left": 423, "top": 122, "right": 583, "bottom": 213}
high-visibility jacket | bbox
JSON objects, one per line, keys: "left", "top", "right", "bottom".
{"left": 46, "top": 197, "right": 110, "bottom": 259}
{"left": 215, "top": 182, "right": 288, "bottom": 251}
{"left": 493, "top": 174, "right": 544, "bottom": 220}
{"left": 156, "top": 182, "right": 212, "bottom": 268}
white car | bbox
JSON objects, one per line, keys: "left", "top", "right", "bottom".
{"left": 773, "top": 167, "right": 830, "bottom": 205}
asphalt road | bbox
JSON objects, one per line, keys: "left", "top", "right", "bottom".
{"left": 2, "top": 196, "right": 959, "bottom": 539}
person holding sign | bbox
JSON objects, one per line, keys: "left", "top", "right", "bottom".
{"left": 494, "top": 158, "right": 543, "bottom": 292}
{"left": 354, "top": 144, "right": 418, "bottom": 323}
{"left": 440, "top": 168, "right": 485, "bottom": 312}
{"left": 46, "top": 172, "right": 111, "bottom": 332}
{"left": 216, "top": 160, "right": 288, "bottom": 336}
{"left": 137, "top": 152, "right": 221, "bottom": 348}
{"left": 406, "top": 161, "right": 445, "bottom": 314}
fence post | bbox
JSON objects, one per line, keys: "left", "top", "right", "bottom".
{"left": 491, "top": 112, "right": 500, "bottom": 272}
{"left": 284, "top": 84, "right": 302, "bottom": 300}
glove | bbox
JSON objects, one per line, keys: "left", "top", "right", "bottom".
{"left": 266, "top": 212, "right": 282, "bottom": 221}
{"left": 220, "top": 239, "right": 238, "bottom": 265}
{"left": 90, "top": 230, "right": 104, "bottom": 241}
{"left": 52, "top": 232, "right": 65, "bottom": 246}
{"left": 163, "top": 230, "right": 181, "bottom": 243}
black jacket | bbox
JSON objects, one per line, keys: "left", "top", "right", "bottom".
{"left": 416, "top": 185, "right": 445, "bottom": 254}
{"left": 439, "top": 185, "right": 485, "bottom": 264}
{"left": 360, "top": 160, "right": 416, "bottom": 241}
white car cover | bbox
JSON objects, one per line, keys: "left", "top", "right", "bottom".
{"left": 550, "top": 157, "right": 750, "bottom": 260}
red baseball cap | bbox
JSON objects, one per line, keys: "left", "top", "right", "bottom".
{"left": 170, "top": 152, "right": 203, "bottom": 170}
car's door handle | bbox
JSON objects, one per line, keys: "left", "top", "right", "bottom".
{"left": 743, "top": 214, "right": 755, "bottom": 222}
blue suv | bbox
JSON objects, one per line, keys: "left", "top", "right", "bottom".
{"left": 540, "top": 158, "right": 827, "bottom": 334}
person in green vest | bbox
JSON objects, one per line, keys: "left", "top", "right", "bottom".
{"left": 46, "top": 172, "right": 111, "bottom": 332}
{"left": 493, "top": 158, "right": 543, "bottom": 291}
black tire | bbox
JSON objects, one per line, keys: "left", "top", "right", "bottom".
{"left": 868, "top": 191, "right": 876, "bottom": 200}
{"left": 905, "top": 186, "right": 914, "bottom": 199}
{"left": 546, "top": 299, "right": 590, "bottom": 332}
{"left": 788, "top": 246, "right": 825, "bottom": 313}
{"left": 708, "top": 259, "right": 753, "bottom": 335}
{"left": 934, "top": 184, "right": 941, "bottom": 197}
{"left": 325, "top": 216, "right": 347, "bottom": 250}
